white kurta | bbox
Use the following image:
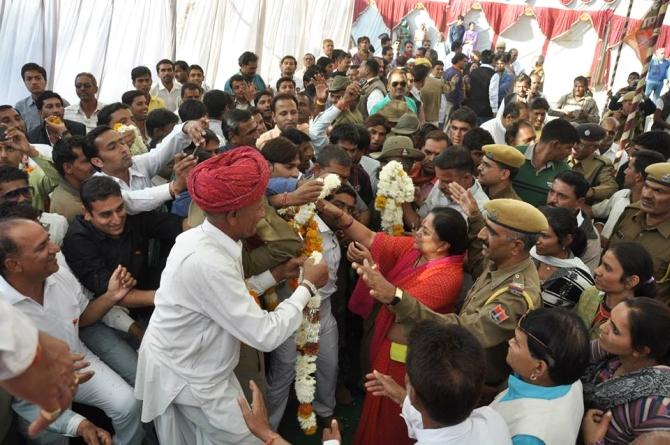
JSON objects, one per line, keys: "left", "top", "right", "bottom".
{"left": 135, "top": 219, "right": 312, "bottom": 442}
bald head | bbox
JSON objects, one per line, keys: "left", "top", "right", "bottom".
{"left": 0, "top": 218, "right": 58, "bottom": 280}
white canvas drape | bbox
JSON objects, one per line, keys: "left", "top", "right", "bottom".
{"left": 0, "top": 0, "right": 354, "bottom": 106}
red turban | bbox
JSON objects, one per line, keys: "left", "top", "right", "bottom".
{"left": 188, "top": 147, "right": 270, "bottom": 213}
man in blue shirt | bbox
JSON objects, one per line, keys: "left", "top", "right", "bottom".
{"left": 645, "top": 48, "right": 670, "bottom": 100}
{"left": 14, "top": 63, "right": 69, "bottom": 133}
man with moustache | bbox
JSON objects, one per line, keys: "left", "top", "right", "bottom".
{"left": 410, "top": 130, "right": 448, "bottom": 204}
{"left": 64, "top": 73, "right": 106, "bottom": 133}
{"left": 150, "top": 59, "right": 182, "bottom": 112}
{"left": 608, "top": 162, "right": 670, "bottom": 302}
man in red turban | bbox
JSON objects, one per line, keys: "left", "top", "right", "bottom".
{"left": 136, "top": 146, "right": 329, "bottom": 444}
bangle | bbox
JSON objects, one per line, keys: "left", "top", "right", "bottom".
{"left": 264, "top": 433, "right": 280, "bottom": 445}
{"left": 340, "top": 215, "right": 355, "bottom": 230}
{"left": 300, "top": 279, "right": 318, "bottom": 296}
{"left": 281, "top": 192, "right": 289, "bottom": 207}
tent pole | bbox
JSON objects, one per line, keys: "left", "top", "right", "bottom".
{"left": 620, "top": 0, "right": 670, "bottom": 149}
{"left": 607, "top": 0, "right": 634, "bottom": 96}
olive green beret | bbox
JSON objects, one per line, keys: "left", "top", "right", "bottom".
{"left": 370, "top": 135, "right": 425, "bottom": 161}
{"left": 391, "top": 113, "right": 420, "bottom": 135}
{"left": 483, "top": 144, "right": 526, "bottom": 169}
{"left": 483, "top": 199, "right": 549, "bottom": 234}
{"left": 645, "top": 162, "right": 670, "bottom": 187}
{"left": 328, "top": 76, "right": 351, "bottom": 92}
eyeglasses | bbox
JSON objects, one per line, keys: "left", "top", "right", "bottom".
{"left": 517, "top": 312, "right": 555, "bottom": 367}
{"left": 0, "top": 186, "right": 33, "bottom": 201}
{"left": 391, "top": 81, "right": 407, "bottom": 88}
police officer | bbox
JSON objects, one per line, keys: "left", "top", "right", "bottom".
{"left": 568, "top": 123, "right": 618, "bottom": 202}
{"left": 477, "top": 144, "right": 525, "bottom": 200}
{"left": 609, "top": 162, "right": 670, "bottom": 302}
{"left": 355, "top": 198, "right": 546, "bottom": 388}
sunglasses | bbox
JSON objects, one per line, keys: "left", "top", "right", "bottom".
{"left": 391, "top": 81, "right": 407, "bottom": 88}
{"left": 517, "top": 312, "right": 555, "bottom": 367}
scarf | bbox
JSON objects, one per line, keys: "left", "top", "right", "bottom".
{"left": 583, "top": 361, "right": 670, "bottom": 410}
{"left": 530, "top": 247, "right": 592, "bottom": 277}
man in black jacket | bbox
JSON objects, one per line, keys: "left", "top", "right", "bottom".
{"left": 464, "top": 50, "right": 495, "bottom": 124}
{"left": 27, "top": 91, "right": 86, "bottom": 145}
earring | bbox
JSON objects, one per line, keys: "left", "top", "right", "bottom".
{"left": 529, "top": 373, "right": 537, "bottom": 381}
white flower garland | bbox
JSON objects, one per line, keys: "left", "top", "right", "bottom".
{"left": 277, "top": 174, "right": 340, "bottom": 435}
{"left": 294, "top": 250, "right": 323, "bottom": 435}
{"left": 374, "top": 160, "right": 415, "bottom": 235}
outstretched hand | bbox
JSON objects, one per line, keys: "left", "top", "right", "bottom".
{"left": 352, "top": 259, "right": 396, "bottom": 304}
{"left": 365, "top": 370, "right": 406, "bottom": 405}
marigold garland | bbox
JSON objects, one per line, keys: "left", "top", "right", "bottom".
{"left": 276, "top": 174, "right": 340, "bottom": 435}
{"left": 375, "top": 160, "right": 415, "bottom": 235}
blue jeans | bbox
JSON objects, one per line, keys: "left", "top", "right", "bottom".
{"left": 79, "top": 322, "right": 138, "bottom": 386}
{"left": 646, "top": 80, "right": 664, "bottom": 100}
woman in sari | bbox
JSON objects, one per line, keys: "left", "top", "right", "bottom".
{"left": 582, "top": 298, "right": 670, "bottom": 444}
{"left": 317, "top": 200, "right": 467, "bottom": 445}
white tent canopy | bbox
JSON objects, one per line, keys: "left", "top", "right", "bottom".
{"left": 0, "top": 0, "right": 354, "bottom": 105}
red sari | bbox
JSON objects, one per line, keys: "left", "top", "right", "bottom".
{"left": 351, "top": 233, "right": 464, "bottom": 445}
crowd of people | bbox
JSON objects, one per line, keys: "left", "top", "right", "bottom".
{"left": 1, "top": 24, "right": 670, "bottom": 445}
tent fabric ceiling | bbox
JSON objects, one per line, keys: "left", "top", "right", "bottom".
{"left": 0, "top": 0, "right": 354, "bottom": 105}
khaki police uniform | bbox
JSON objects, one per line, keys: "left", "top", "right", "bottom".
{"left": 482, "top": 144, "right": 525, "bottom": 201}
{"left": 389, "top": 199, "right": 546, "bottom": 385}
{"left": 568, "top": 153, "right": 618, "bottom": 201}
{"left": 609, "top": 202, "right": 670, "bottom": 303}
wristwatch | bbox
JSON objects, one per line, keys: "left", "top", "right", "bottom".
{"left": 389, "top": 287, "right": 403, "bottom": 306}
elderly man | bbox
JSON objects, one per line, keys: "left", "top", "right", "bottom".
{"left": 135, "top": 148, "right": 328, "bottom": 444}
{"left": 369, "top": 68, "right": 418, "bottom": 116}
{"left": 64, "top": 73, "right": 106, "bottom": 133}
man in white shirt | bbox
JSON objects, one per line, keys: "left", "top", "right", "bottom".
{"left": 135, "top": 148, "right": 329, "bottom": 445}
{"left": 265, "top": 208, "right": 343, "bottom": 428}
{"left": 480, "top": 101, "right": 529, "bottom": 145}
{"left": 365, "top": 321, "right": 512, "bottom": 445}
{"left": 592, "top": 149, "right": 665, "bottom": 239}
{"left": 150, "top": 59, "right": 182, "bottom": 112}
{"left": 0, "top": 218, "right": 143, "bottom": 444}
{"left": 83, "top": 119, "right": 206, "bottom": 214}
{"left": 64, "top": 73, "right": 106, "bottom": 133}
{"left": 417, "top": 147, "right": 489, "bottom": 222}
